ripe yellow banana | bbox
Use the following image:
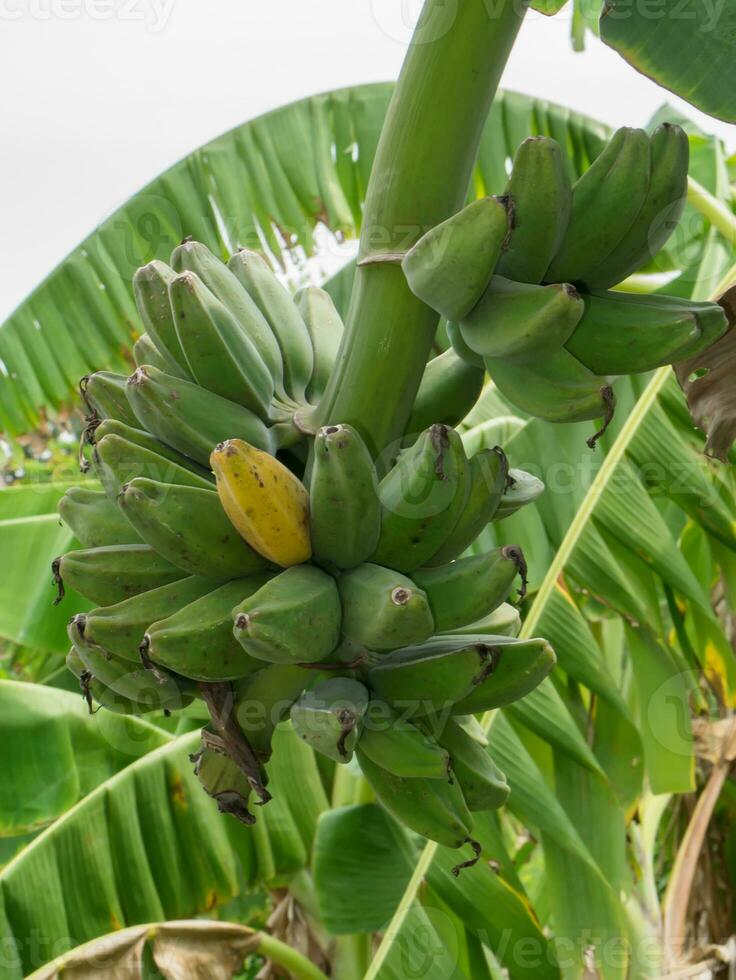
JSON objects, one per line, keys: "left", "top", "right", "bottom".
{"left": 210, "top": 438, "right": 311, "bottom": 567}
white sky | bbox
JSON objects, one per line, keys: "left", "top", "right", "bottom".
{"left": 1, "top": 0, "right": 733, "bottom": 321}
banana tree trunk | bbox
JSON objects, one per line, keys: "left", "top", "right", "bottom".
{"left": 316, "top": 0, "right": 527, "bottom": 458}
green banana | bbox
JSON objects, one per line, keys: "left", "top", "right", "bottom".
{"left": 295, "top": 286, "right": 344, "bottom": 402}
{"left": 58, "top": 487, "right": 139, "bottom": 548}
{"left": 53, "top": 544, "right": 185, "bottom": 606}
{"left": 402, "top": 196, "right": 510, "bottom": 321}
{"left": 426, "top": 446, "right": 508, "bottom": 564}
{"left": 546, "top": 127, "right": 651, "bottom": 285}
{"left": 232, "top": 566, "right": 342, "bottom": 664}
{"left": 432, "top": 717, "right": 509, "bottom": 811}
{"left": 371, "top": 424, "right": 469, "bottom": 573}
{"left": 309, "top": 423, "right": 381, "bottom": 569}
{"left": 485, "top": 348, "right": 616, "bottom": 444}
{"left": 191, "top": 728, "right": 254, "bottom": 824}
{"left": 133, "top": 260, "right": 193, "bottom": 378}
{"left": 68, "top": 615, "right": 193, "bottom": 711}
{"left": 357, "top": 749, "right": 475, "bottom": 853}
{"left": 67, "top": 647, "right": 163, "bottom": 716}
{"left": 126, "top": 364, "right": 273, "bottom": 464}
{"left": 405, "top": 348, "right": 485, "bottom": 436}
{"left": 367, "top": 635, "right": 503, "bottom": 716}
{"left": 450, "top": 636, "right": 557, "bottom": 714}
{"left": 358, "top": 701, "right": 450, "bottom": 778}
{"left": 74, "top": 576, "right": 219, "bottom": 663}
{"left": 452, "top": 714, "right": 489, "bottom": 746}
{"left": 170, "top": 239, "right": 285, "bottom": 398}
{"left": 566, "top": 290, "right": 729, "bottom": 375}
{"left": 80, "top": 372, "right": 138, "bottom": 427}
{"left": 228, "top": 249, "right": 314, "bottom": 403}
{"left": 496, "top": 136, "right": 572, "bottom": 284}
{"left": 458, "top": 276, "right": 584, "bottom": 362}
{"left": 143, "top": 575, "right": 271, "bottom": 681}
{"left": 89, "top": 418, "right": 213, "bottom": 481}
{"left": 412, "top": 547, "right": 526, "bottom": 633}
{"left": 290, "top": 677, "right": 370, "bottom": 763}
{"left": 448, "top": 602, "right": 521, "bottom": 638}
{"left": 566, "top": 291, "right": 705, "bottom": 375}
{"left": 446, "top": 321, "right": 484, "bottom": 369}
{"left": 584, "top": 123, "right": 689, "bottom": 289}
{"left": 168, "top": 271, "right": 274, "bottom": 418}
{"left": 133, "top": 333, "right": 171, "bottom": 374}
{"left": 118, "top": 479, "right": 269, "bottom": 579}
{"left": 234, "top": 662, "right": 318, "bottom": 763}
{"left": 494, "top": 468, "right": 545, "bottom": 521}
{"left": 603, "top": 290, "right": 728, "bottom": 350}
{"left": 339, "top": 563, "right": 435, "bottom": 653}
{"left": 93, "top": 432, "right": 214, "bottom": 499}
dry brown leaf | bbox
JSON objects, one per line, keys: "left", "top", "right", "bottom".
{"left": 153, "top": 921, "right": 260, "bottom": 980}
{"left": 692, "top": 717, "right": 736, "bottom": 764}
{"left": 674, "top": 286, "right": 736, "bottom": 461}
{"left": 28, "top": 927, "right": 147, "bottom": 979}
{"left": 27, "top": 921, "right": 260, "bottom": 980}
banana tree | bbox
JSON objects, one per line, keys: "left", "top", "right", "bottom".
{"left": 1, "top": 2, "right": 736, "bottom": 979}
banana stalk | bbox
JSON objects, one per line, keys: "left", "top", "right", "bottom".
{"left": 315, "top": 0, "right": 528, "bottom": 459}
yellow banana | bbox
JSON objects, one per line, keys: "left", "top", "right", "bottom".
{"left": 210, "top": 439, "right": 311, "bottom": 567}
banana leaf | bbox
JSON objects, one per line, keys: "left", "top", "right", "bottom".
{"left": 0, "top": 701, "right": 327, "bottom": 978}
{"left": 0, "top": 680, "right": 169, "bottom": 837}
{"left": 312, "top": 804, "right": 415, "bottom": 935}
{"left": 600, "top": 1, "right": 736, "bottom": 123}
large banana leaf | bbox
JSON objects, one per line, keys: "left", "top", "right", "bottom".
{"left": 0, "top": 85, "right": 607, "bottom": 436}
{"left": 600, "top": 1, "right": 736, "bottom": 123}
{"left": 0, "top": 685, "right": 328, "bottom": 978}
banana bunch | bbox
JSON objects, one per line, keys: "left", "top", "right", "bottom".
{"left": 55, "top": 121, "right": 728, "bottom": 864}
{"left": 403, "top": 124, "right": 730, "bottom": 444}
{"left": 55, "top": 222, "right": 569, "bottom": 862}
{"left": 59, "top": 357, "right": 549, "bottom": 855}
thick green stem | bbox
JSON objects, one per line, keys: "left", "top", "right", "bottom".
{"left": 257, "top": 933, "right": 330, "bottom": 980}
{"left": 317, "top": 0, "right": 527, "bottom": 457}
